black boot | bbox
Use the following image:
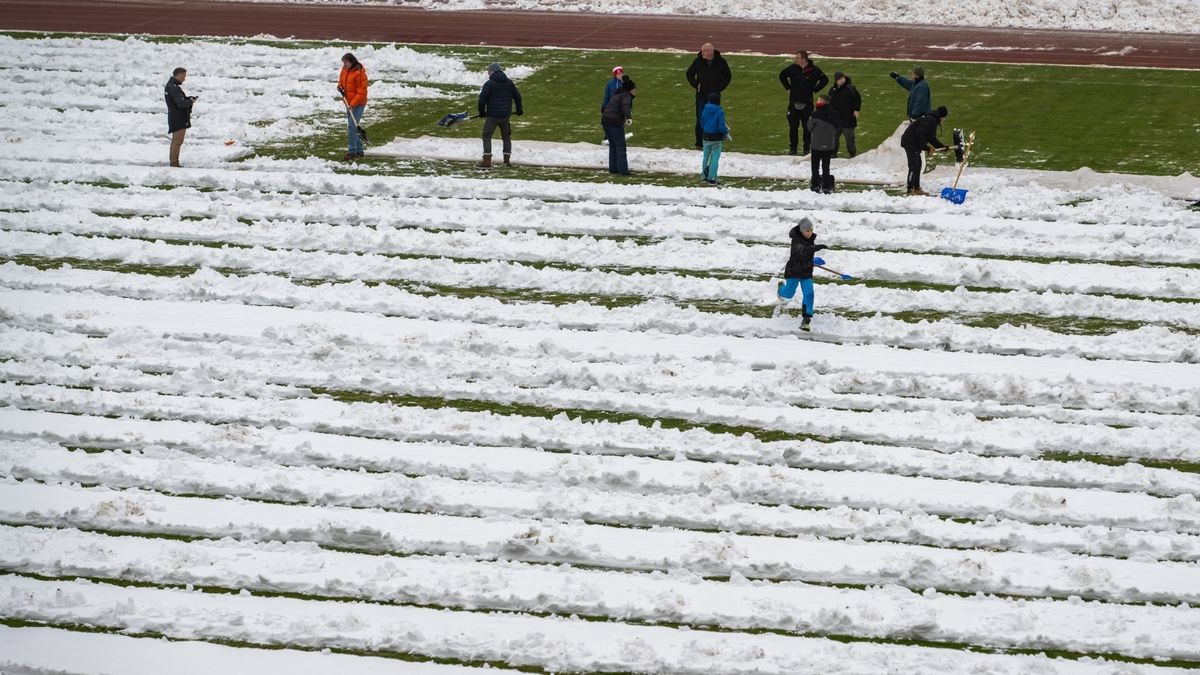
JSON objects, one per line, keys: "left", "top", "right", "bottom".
{"left": 800, "top": 315, "right": 812, "bottom": 332}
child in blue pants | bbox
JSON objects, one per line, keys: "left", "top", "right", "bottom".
{"left": 699, "top": 92, "right": 729, "bottom": 184}
{"left": 775, "top": 216, "right": 827, "bottom": 331}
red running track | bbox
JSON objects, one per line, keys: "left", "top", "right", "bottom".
{"left": 2, "top": 0, "right": 1199, "bottom": 69}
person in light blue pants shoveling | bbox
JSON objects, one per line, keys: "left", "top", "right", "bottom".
{"left": 773, "top": 217, "right": 853, "bottom": 331}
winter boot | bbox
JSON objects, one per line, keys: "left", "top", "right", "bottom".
{"left": 911, "top": 187, "right": 929, "bottom": 196}
{"left": 503, "top": 153, "right": 512, "bottom": 167}
{"left": 809, "top": 178, "right": 821, "bottom": 193}
{"left": 477, "top": 154, "right": 492, "bottom": 169}
{"left": 800, "top": 315, "right": 812, "bottom": 332}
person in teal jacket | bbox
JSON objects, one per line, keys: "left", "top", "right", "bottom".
{"left": 890, "top": 66, "right": 930, "bottom": 121}
{"left": 699, "top": 92, "right": 729, "bottom": 184}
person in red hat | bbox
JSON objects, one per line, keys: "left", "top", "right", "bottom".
{"left": 602, "top": 66, "right": 625, "bottom": 112}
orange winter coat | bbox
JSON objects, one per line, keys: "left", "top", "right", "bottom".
{"left": 339, "top": 65, "right": 368, "bottom": 107}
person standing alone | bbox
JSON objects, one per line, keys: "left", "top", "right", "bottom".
{"left": 164, "top": 67, "right": 196, "bottom": 168}
{"left": 601, "top": 76, "right": 635, "bottom": 175}
{"left": 890, "top": 66, "right": 931, "bottom": 121}
{"left": 778, "top": 51, "right": 828, "bottom": 156}
{"left": 337, "top": 53, "right": 368, "bottom": 161}
{"left": 478, "top": 62, "right": 523, "bottom": 169}
{"left": 828, "top": 71, "right": 861, "bottom": 157}
{"left": 686, "top": 43, "right": 731, "bottom": 150}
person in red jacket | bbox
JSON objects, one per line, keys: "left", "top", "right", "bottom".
{"left": 337, "top": 53, "right": 368, "bottom": 161}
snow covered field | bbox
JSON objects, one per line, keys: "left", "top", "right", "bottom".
{"left": 243, "top": 0, "right": 1200, "bottom": 34}
{"left": 2, "top": 35, "right": 1200, "bottom": 674}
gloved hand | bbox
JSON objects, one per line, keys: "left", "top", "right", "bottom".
{"left": 515, "top": 109, "right": 524, "bottom": 116}
{"left": 889, "top": 71, "right": 899, "bottom": 79}
{"left": 337, "top": 86, "right": 346, "bottom": 96}
{"left": 814, "top": 257, "right": 826, "bottom": 266}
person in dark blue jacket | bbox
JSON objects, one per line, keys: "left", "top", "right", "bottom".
{"left": 164, "top": 67, "right": 196, "bottom": 167}
{"left": 890, "top": 66, "right": 931, "bottom": 121}
{"left": 775, "top": 217, "right": 829, "bottom": 331}
{"left": 699, "top": 92, "right": 729, "bottom": 185}
{"left": 477, "top": 62, "right": 523, "bottom": 168}
{"left": 601, "top": 76, "right": 636, "bottom": 175}
{"left": 601, "top": 66, "right": 624, "bottom": 111}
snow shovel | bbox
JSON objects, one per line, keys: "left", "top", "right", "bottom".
{"left": 817, "top": 264, "right": 855, "bottom": 281}
{"left": 437, "top": 111, "right": 478, "bottom": 128}
{"left": 941, "top": 130, "right": 975, "bottom": 204}
{"left": 341, "top": 95, "right": 368, "bottom": 145}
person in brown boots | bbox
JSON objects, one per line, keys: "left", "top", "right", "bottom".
{"left": 164, "top": 67, "right": 196, "bottom": 167}
{"left": 900, "top": 105, "right": 950, "bottom": 196}
{"left": 477, "top": 62, "right": 523, "bottom": 168}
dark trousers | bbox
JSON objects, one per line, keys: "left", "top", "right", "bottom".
{"left": 603, "top": 123, "right": 628, "bottom": 174}
{"left": 835, "top": 127, "right": 857, "bottom": 157}
{"left": 904, "top": 146, "right": 924, "bottom": 190}
{"left": 810, "top": 149, "right": 832, "bottom": 189}
{"left": 786, "top": 104, "right": 812, "bottom": 154}
{"left": 482, "top": 116, "right": 512, "bottom": 155}
{"left": 694, "top": 94, "right": 707, "bottom": 147}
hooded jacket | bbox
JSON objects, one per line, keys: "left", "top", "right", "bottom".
{"left": 784, "top": 227, "right": 828, "bottom": 279}
{"left": 894, "top": 74, "right": 931, "bottom": 119}
{"left": 828, "top": 76, "right": 862, "bottom": 128}
{"left": 686, "top": 50, "right": 732, "bottom": 96}
{"left": 479, "top": 69, "right": 523, "bottom": 118}
{"left": 806, "top": 102, "right": 839, "bottom": 152}
{"left": 338, "top": 64, "right": 368, "bottom": 108}
{"left": 901, "top": 110, "right": 948, "bottom": 151}
{"left": 700, "top": 101, "right": 729, "bottom": 140}
{"left": 601, "top": 88, "right": 634, "bottom": 127}
{"left": 164, "top": 76, "right": 193, "bottom": 133}
{"left": 778, "top": 61, "right": 828, "bottom": 107}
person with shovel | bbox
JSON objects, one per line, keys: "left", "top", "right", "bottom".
{"left": 337, "top": 53, "right": 368, "bottom": 161}
{"left": 164, "top": 67, "right": 196, "bottom": 168}
{"left": 900, "top": 106, "right": 950, "bottom": 196}
{"left": 775, "top": 216, "right": 829, "bottom": 332}
{"left": 478, "top": 62, "right": 523, "bottom": 169}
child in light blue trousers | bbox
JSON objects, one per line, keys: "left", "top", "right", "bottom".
{"left": 776, "top": 216, "right": 827, "bottom": 331}
{"left": 699, "top": 92, "right": 729, "bottom": 184}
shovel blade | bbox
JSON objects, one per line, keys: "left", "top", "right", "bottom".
{"left": 438, "top": 111, "right": 469, "bottom": 127}
{"left": 941, "top": 187, "right": 968, "bottom": 204}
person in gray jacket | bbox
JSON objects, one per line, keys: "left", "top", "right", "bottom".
{"left": 164, "top": 67, "right": 196, "bottom": 167}
{"left": 806, "top": 95, "right": 838, "bottom": 193}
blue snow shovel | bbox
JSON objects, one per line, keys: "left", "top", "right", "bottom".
{"left": 941, "top": 129, "right": 975, "bottom": 204}
{"left": 817, "top": 264, "right": 854, "bottom": 281}
{"left": 437, "top": 111, "right": 478, "bottom": 128}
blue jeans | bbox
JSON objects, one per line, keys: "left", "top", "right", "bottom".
{"left": 702, "top": 140, "right": 723, "bottom": 181}
{"left": 778, "top": 277, "right": 815, "bottom": 316}
{"left": 346, "top": 105, "right": 365, "bottom": 154}
{"left": 603, "top": 123, "right": 628, "bottom": 174}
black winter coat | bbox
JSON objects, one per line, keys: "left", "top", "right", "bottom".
{"left": 686, "top": 51, "right": 732, "bottom": 96}
{"left": 828, "top": 77, "right": 861, "bottom": 128}
{"left": 479, "top": 70, "right": 523, "bottom": 119}
{"left": 784, "top": 227, "right": 828, "bottom": 279}
{"left": 164, "top": 77, "right": 193, "bottom": 133}
{"left": 901, "top": 111, "right": 948, "bottom": 151}
{"left": 779, "top": 61, "right": 828, "bottom": 107}
{"left": 601, "top": 89, "right": 634, "bottom": 127}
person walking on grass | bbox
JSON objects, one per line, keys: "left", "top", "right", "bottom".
{"left": 478, "top": 62, "right": 523, "bottom": 169}
{"left": 890, "top": 65, "right": 930, "bottom": 121}
{"left": 775, "top": 216, "right": 829, "bottom": 332}
{"left": 337, "top": 53, "right": 368, "bottom": 161}
{"left": 700, "top": 92, "right": 729, "bottom": 185}
{"left": 164, "top": 67, "right": 196, "bottom": 168}
{"left": 828, "top": 71, "right": 861, "bottom": 157}
{"left": 686, "top": 43, "right": 732, "bottom": 149}
{"left": 806, "top": 95, "right": 838, "bottom": 193}
{"left": 900, "top": 106, "right": 950, "bottom": 196}
{"left": 778, "top": 50, "right": 828, "bottom": 156}
{"left": 602, "top": 75, "right": 636, "bottom": 175}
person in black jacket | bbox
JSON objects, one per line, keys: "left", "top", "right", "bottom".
{"left": 478, "top": 62, "right": 523, "bottom": 169}
{"left": 775, "top": 217, "right": 829, "bottom": 331}
{"left": 685, "top": 43, "right": 732, "bottom": 149}
{"left": 164, "top": 67, "right": 196, "bottom": 168}
{"left": 828, "top": 71, "right": 862, "bottom": 157}
{"left": 778, "top": 51, "right": 828, "bottom": 156}
{"left": 601, "top": 76, "right": 636, "bottom": 175}
{"left": 900, "top": 106, "right": 950, "bottom": 196}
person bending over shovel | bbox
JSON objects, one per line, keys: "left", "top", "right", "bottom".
{"left": 900, "top": 106, "right": 949, "bottom": 196}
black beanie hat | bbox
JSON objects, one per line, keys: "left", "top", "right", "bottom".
{"left": 707, "top": 92, "right": 721, "bottom": 104}
{"left": 936, "top": 106, "right": 949, "bottom": 118}
{"left": 620, "top": 75, "right": 636, "bottom": 91}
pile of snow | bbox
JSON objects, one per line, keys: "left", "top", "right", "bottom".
{"left": 243, "top": 0, "right": 1200, "bottom": 34}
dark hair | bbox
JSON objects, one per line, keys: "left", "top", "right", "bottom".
{"left": 172, "top": 67, "right": 187, "bottom": 76}
{"left": 342, "top": 53, "right": 361, "bottom": 69}
{"left": 707, "top": 92, "right": 721, "bottom": 104}
{"left": 796, "top": 50, "right": 809, "bottom": 59}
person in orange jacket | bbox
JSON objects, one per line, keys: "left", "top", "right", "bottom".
{"left": 337, "top": 53, "right": 368, "bottom": 160}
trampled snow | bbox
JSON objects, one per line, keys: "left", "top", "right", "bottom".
{"left": 1, "top": 34, "right": 1200, "bottom": 675}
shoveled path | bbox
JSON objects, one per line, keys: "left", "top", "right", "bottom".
{"left": 2, "top": 0, "right": 1199, "bottom": 69}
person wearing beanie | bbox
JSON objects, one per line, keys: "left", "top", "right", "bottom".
{"left": 806, "top": 95, "right": 838, "bottom": 193}
{"left": 778, "top": 50, "right": 829, "bottom": 156}
{"left": 828, "top": 71, "right": 862, "bottom": 157}
{"left": 889, "top": 65, "right": 931, "bottom": 121}
{"left": 699, "top": 91, "right": 730, "bottom": 185}
{"left": 899, "top": 106, "right": 950, "bottom": 195}
{"left": 775, "top": 216, "right": 830, "bottom": 331}
{"left": 686, "top": 43, "right": 732, "bottom": 149}
{"left": 477, "top": 61, "right": 523, "bottom": 169}
{"left": 601, "top": 75, "right": 636, "bottom": 175}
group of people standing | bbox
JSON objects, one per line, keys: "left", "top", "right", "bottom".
{"left": 164, "top": 48, "right": 949, "bottom": 196}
